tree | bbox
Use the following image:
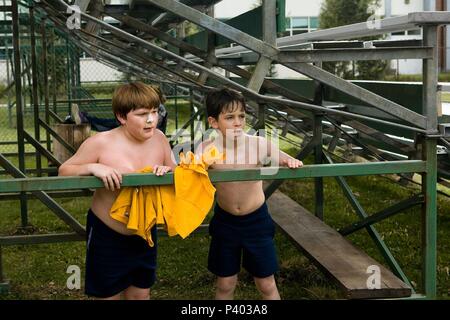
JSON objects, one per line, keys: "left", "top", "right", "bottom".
{"left": 318, "top": 0, "right": 387, "bottom": 80}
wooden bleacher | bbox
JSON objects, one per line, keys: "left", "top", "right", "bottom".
{"left": 267, "top": 190, "right": 412, "bottom": 299}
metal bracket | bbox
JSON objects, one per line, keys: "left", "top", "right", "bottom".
{"left": 438, "top": 123, "right": 450, "bottom": 137}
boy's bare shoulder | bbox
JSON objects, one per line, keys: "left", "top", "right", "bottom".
{"left": 84, "top": 130, "right": 115, "bottom": 145}
{"left": 78, "top": 130, "right": 120, "bottom": 153}
{"left": 154, "top": 128, "right": 166, "bottom": 140}
{"left": 247, "top": 134, "right": 265, "bottom": 141}
{"left": 196, "top": 138, "right": 215, "bottom": 153}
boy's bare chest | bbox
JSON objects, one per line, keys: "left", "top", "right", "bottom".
{"left": 215, "top": 139, "right": 263, "bottom": 167}
{"left": 99, "top": 141, "right": 165, "bottom": 173}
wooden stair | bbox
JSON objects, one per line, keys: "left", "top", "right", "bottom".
{"left": 267, "top": 190, "right": 412, "bottom": 299}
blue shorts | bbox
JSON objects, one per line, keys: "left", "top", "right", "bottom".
{"left": 208, "top": 202, "right": 279, "bottom": 278}
{"left": 85, "top": 209, "right": 157, "bottom": 298}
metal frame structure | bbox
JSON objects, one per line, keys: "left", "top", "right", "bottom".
{"left": 0, "top": 0, "right": 448, "bottom": 299}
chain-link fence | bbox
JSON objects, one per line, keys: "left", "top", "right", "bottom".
{"left": 0, "top": 1, "right": 126, "bottom": 173}
{"left": 0, "top": 1, "right": 207, "bottom": 179}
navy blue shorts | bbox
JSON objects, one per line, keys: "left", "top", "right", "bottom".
{"left": 208, "top": 202, "right": 279, "bottom": 278}
{"left": 85, "top": 209, "right": 157, "bottom": 298}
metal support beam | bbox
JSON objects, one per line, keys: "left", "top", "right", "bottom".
{"left": 247, "top": 56, "right": 273, "bottom": 92}
{"left": 146, "top": 0, "right": 278, "bottom": 58}
{"left": 23, "top": 131, "right": 61, "bottom": 166}
{"left": 277, "top": 47, "right": 432, "bottom": 63}
{"left": 0, "top": 233, "right": 84, "bottom": 246}
{"left": 12, "top": 0, "right": 28, "bottom": 228}
{"left": 41, "top": 18, "right": 51, "bottom": 152}
{"left": 423, "top": 26, "right": 439, "bottom": 131}
{"left": 323, "top": 153, "right": 413, "bottom": 288}
{"left": 109, "top": 13, "right": 208, "bottom": 58}
{"left": 314, "top": 114, "right": 324, "bottom": 220}
{"left": 339, "top": 194, "right": 424, "bottom": 235}
{"left": 0, "top": 154, "right": 85, "bottom": 235}
{"left": 169, "top": 108, "right": 204, "bottom": 143}
{"left": 0, "top": 245, "right": 9, "bottom": 294}
{"left": 283, "top": 62, "right": 428, "bottom": 129}
{"left": 421, "top": 137, "right": 438, "bottom": 298}
{"left": 214, "top": 12, "right": 450, "bottom": 57}
{"left": 247, "top": 0, "right": 277, "bottom": 117}
{"left": 39, "top": 119, "right": 76, "bottom": 154}
{"left": 30, "top": 7, "right": 42, "bottom": 177}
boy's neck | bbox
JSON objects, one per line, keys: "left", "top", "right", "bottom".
{"left": 220, "top": 133, "right": 246, "bottom": 150}
{"left": 120, "top": 126, "right": 148, "bottom": 144}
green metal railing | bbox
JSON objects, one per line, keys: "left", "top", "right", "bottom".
{"left": 0, "top": 161, "right": 428, "bottom": 193}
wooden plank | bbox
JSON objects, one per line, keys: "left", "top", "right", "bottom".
{"left": 53, "top": 124, "right": 90, "bottom": 163}
{"left": 267, "top": 190, "right": 412, "bottom": 299}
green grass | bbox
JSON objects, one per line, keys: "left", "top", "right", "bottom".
{"left": 0, "top": 196, "right": 341, "bottom": 300}
{"left": 384, "top": 72, "right": 450, "bottom": 82}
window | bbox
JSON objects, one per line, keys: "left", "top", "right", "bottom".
{"left": 291, "top": 17, "right": 308, "bottom": 29}
{"left": 310, "top": 17, "right": 319, "bottom": 29}
{"left": 285, "top": 16, "right": 319, "bottom": 36}
{"left": 407, "top": 29, "right": 421, "bottom": 36}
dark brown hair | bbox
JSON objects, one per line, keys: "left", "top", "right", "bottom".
{"left": 205, "top": 87, "right": 246, "bottom": 119}
{"left": 112, "top": 82, "right": 160, "bottom": 119}
{"left": 149, "top": 84, "right": 167, "bottom": 104}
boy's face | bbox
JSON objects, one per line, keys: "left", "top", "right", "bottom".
{"left": 208, "top": 102, "right": 246, "bottom": 139}
{"left": 117, "top": 107, "right": 159, "bottom": 141}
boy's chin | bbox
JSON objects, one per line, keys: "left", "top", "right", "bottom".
{"left": 143, "top": 128, "right": 155, "bottom": 135}
{"left": 224, "top": 130, "right": 243, "bottom": 138}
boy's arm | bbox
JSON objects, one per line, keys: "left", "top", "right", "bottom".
{"left": 58, "top": 136, "right": 122, "bottom": 190}
{"left": 278, "top": 149, "right": 303, "bottom": 168}
{"left": 162, "top": 133, "right": 176, "bottom": 171}
{"left": 261, "top": 136, "right": 303, "bottom": 169}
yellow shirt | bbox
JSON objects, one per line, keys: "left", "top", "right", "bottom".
{"left": 109, "top": 146, "right": 222, "bottom": 247}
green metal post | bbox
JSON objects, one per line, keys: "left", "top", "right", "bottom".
{"left": 314, "top": 114, "right": 324, "bottom": 220}
{"left": 76, "top": 48, "right": 81, "bottom": 90}
{"left": 0, "top": 245, "right": 10, "bottom": 294}
{"left": 52, "top": 29, "right": 57, "bottom": 114}
{"left": 6, "top": 39, "right": 12, "bottom": 128}
{"left": 421, "top": 137, "right": 437, "bottom": 298}
{"left": 276, "top": 0, "right": 286, "bottom": 36}
{"left": 30, "top": 7, "right": 42, "bottom": 177}
{"left": 421, "top": 24, "right": 438, "bottom": 299}
{"left": 313, "top": 63, "right": 324, "bottom": 219}
{"left": 66, "top": 37, "right": 71, "bottom": 115}
{"left": 41, "top": 18, "right": 51, "bottom": 151}
{"left": 12, "top": 0, "right": 28, "bottom": 227}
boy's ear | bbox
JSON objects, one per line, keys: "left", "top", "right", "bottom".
{"left": 208, "top": 116, "right": 219, "bottom": 129}
{"left": 116, "top": 113, "right": 127, "bottom": 125}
